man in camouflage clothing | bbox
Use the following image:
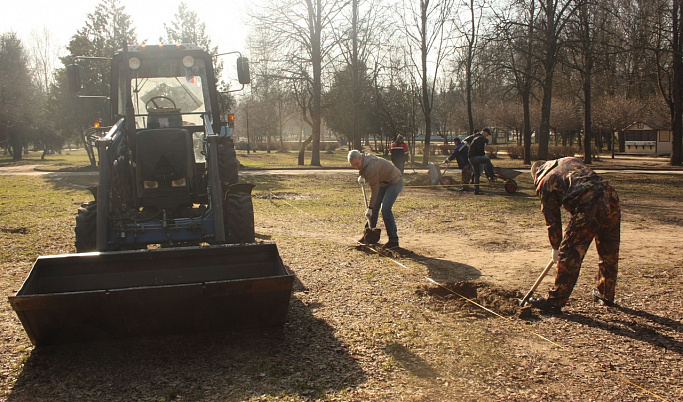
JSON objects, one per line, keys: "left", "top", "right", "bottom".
{"left": 530, "top": 157, "right": 621, "bottom": 312}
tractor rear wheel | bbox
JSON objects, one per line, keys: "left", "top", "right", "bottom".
{"left": 224, "top": 184, "right": 255, "bottom": 244}
{"left": 75, "top": 200, "right": 97, "bottom": 252}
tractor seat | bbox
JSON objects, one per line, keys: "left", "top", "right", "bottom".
{"left": 136, "top": 128, "right": 193, "bottom": 180}
{"left": 147, "top": 108, "right": 182, "bottom": 129}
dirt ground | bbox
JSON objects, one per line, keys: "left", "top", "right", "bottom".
{"left": 1, "top": 157, "right": 682, "bottom": 401}
{"left": 255, "top": 169, "right": 683, "bottom": 401}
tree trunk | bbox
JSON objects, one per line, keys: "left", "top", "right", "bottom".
{"left": 672, "top": 0, "right": 683, "bottom": 165}
{"left": 420, "top": 0, "right": 432, "bottom": 167}
{"left": 351, "top": 0, "right": 362, "bottom": 152}
{"left": 9, "top": 131, "right": 22, "bottom": 161}
{"left": 298, "top": 134, "right": 313, "bottom": 166}
{"left": 466, "top": 0, "right": 475, "bottom": 134}
{"left": 538, "top": 70, "right": 553, "bottom": 160}
{"left": 309, "top": 0, "right": 322, "bottom": 167}
{"left": 523, "top": 89, "right": 532, "bottom": 165}
{"left": 538, "top": 0, "right": 559, "bottom": 161}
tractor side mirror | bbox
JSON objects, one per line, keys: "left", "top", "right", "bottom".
{"left": 236, "top": 57, "right": 250, "bottom": 85}
{"left": 66, "top": 64, "right": 82, "bottom": 94}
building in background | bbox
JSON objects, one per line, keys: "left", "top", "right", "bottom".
{"left": 619, "top": 121, "right": 672, "bottom": 156}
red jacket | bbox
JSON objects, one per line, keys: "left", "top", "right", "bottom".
{"left": 390, "top": 141, "right": 408, "bottom": 153}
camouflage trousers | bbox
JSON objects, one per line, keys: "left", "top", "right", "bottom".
{"left": 548, "top": 186, "right": 621, "bottom": 306}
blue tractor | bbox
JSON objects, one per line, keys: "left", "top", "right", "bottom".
{"left": 70, "top": 44, "right": 253, "bottom": 250}
{"left": 9, "top": 45, "right": 293, "bottom": 346}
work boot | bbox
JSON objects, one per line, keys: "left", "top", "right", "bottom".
{"left": 357, "top": 235, "right": 368, "bottom": 244}
{"left": 592, "top": 289, "right": 615, "bottom": 307}
{"left": 382, "top": 241, "right": 399, "bottom": 249}
{"left": 528, "top": 297, "right": 562, "bottom": 314}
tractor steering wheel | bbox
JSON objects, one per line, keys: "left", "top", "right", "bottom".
{"left": 145, "top": 96, "right": 177, "bottom": 111}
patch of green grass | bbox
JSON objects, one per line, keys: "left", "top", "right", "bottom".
{"left": 237, "top": 149, "right": 352, "bottom": 169}
{"left": 0, "top": 148, "right": 94, "bottom": 171}
{"left": 0, "top": 176, "right": 89, "bottom": 262}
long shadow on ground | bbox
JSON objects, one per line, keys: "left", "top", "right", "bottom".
{"left": 563, "top": 305, "right": 683, "bottom": 356}
{"left": 9, "top": 287, "right": 364, "bottom": 401}
{"left": 399, "top": 248, "right": 482, "bottom": 282}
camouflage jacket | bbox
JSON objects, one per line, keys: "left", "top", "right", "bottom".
{"left": 534, "top": 157, "right": 609, "bottom": 249}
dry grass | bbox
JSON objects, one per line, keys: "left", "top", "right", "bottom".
{"left": 1, "top": 157, "right": 682, "bottom": 401}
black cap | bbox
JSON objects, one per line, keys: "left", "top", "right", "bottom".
{"left": 482, "top": 127, "right": 491, "bottom": 134}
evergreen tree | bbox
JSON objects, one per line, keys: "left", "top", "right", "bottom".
{"left": 323, "top": 63, "right": 378, "bottom": 145}
{"left": 49, "top": 0, "right": 137, "bottom": 146}
{"left": 0, "top": 32, "right": 36, "bottom": 160}
{"left": 162, "top": 2, "right": 234, "bottom": 118}
{"left": 161, "top": 2, "right": 214, "bottom": 52}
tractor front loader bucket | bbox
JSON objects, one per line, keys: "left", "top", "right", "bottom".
{"left": 8, "top": 243, "right": 293, "bottom": 346}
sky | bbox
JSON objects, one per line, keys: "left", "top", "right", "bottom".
{"left": 0, "top": 0, "right": 253, "bottom": 58}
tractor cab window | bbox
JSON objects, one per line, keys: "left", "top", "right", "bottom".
{"left": 118, "top": 57, "right": 211, "bottom": 129}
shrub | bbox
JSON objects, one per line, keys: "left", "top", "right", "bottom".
{"left": 438, "top": 144, "right": 451, "bottom": 155}
{"left": 506, "top": 145, "right": 524, "bottom": 160}
{"left": 321, "top": 142, "right": 340, "bottom": 151}
{"left": 487, "top": 145, "right": 499, "bottom": 159}
{"left": 548, "top": 145, "right": 578, "bottom": 159}
{"left": 505, "top": 144, "right": 579, "bottom": 160}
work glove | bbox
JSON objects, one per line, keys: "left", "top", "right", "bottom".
{"left": 365, "top": 208, "right": 373, "bottom": 220}
{"left": 358, "top": 176, "right": 365, "bottom": 184}
{"left": 552, "top": 249, "right": 560, "bottom": 263}
{"left": 443, "top": 159, "right": 449, "bottom": 164}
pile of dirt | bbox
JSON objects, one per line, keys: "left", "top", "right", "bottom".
{"left": 417, "top": 281, "right": 524, "bottom": 317}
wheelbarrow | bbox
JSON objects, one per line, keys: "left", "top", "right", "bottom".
{"left": 493, "top": 167, "right": 522, "bottom": 193}
{"left": 428, "top": 161, "right": 457, "bottom": 186}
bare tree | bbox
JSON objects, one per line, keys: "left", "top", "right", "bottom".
{"left": 401, "top": 0, "right": 455, "bottom": 166}
{"left": 372, "top": 43, "right": 422, "bottom": 162}
{"left": 654, "top": 0, "right": 683, "bottom": 165}
{"left": 562, "top": 0, "right": 612, "bottom": 162}
{"left": 331, "top": 0, "right": 390, "bottom": 150}
{"left": 536, "top": 0, "right": 582, "bottom": 160}
{"left": 29, "top": 28, "right": 60, "bottom": 96}
{"left": 451, "top": 0, "right": 487, "bottom": 135}
{"left": 492, "top": 0, "right": 540, "bottom": 164}
{"left": 246, "top": 24, "right": 300, "bottom": 152}
{"left": 592, "top": 93, "right": 647, "bottom": 152}
{"left": 250, "top": 0, "right": 345, "bottom": 166}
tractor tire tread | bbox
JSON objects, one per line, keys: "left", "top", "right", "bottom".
{"left": 75, "top": 200, "right": 97, "bottom": 252}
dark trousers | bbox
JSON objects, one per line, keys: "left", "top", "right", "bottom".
{"left": 459, "top": 163, "right": 473, "bottom": 189}
{"left": 469, "top": 155, "right": 494, "bottom": 191}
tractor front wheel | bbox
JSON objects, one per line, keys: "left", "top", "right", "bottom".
{"left": 75, "top": 200, "right": 97, "bottom": 252}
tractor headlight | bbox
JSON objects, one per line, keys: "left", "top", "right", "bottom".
{"left": 182, "top": 56, "right": 195, "bottom": 68}
{"left": 129, "top": 57, "right": 141, "bottom": 70}
{"left": 171, "top": 178, "right": 187, "bottom": 188}
{"left": 143, "top": 180, "right": 159, "bottom": 189}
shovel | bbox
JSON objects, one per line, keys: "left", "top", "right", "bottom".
{"left": 360, "top": 182, "right": 381, "bottom": 244}
{"left": 519, "top": 259, "right": 555, "bottom": 307}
